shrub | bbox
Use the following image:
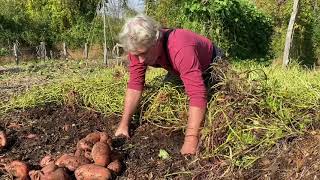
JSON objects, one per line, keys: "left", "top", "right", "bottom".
{"left": 0, "top": 48, "right": 9, "bottom": 57}
{"left": 148, "top": 0, "right": 273, "bottom": 60}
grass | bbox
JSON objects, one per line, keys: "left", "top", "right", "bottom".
{"left": 199, "top": 61, "right": 320, "bottom": 175}
{"left": 1, "top": 59, "right": 320, "bottom": 176}
{"left": 0, "top": 60, "right": 129, "bottom": 114}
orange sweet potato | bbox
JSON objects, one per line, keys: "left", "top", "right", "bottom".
{"left": 41, "top": 163, "right": 58, "bottom": 174}
{"left": 84, "top": 150, "right": 93, "bottom": 161}
{"left": 76, "top": 139, "right": 94, "bottom": 151}
{"left": 77, "top": 132, "right": 112, "bottom": 151}
{"left": 74, "top": 149, "right": 82, "bottom": 157}
{"left": 0, "top": 131, "right": 7, "bottom": 149}
{"left": 75, "top": 164, "right": 112, "bottom": 180}
{"left": 99, "top": 132, "right": 112, "bottom": 146}
{"left": 29, "top": 163, "right": 57, "bottom": 180}
{"left": 29, "top": 170, "right": 41, "bottom": 180}
{"left": 107, "top": 160, "right": 121, "bottom": 175}
{"left": 5, "top": 160, "right": 29, "bottom": 180}
{"left": 55, "top": 154, "right": 90, "bottom": 171}
{"left": 42, "top": 167, "right": 70, "bottom": 180}
{"left": 40, "top": 155, "right": 55, "bottom": 167}
{"left": 75, "top": 149, "right": 93, "bottom": 161}
{"left": 29, "top": 167, "right": 70, "bottom": 180}
{"left": 91, "top": 142, "right": 111, "bottom": 166}
{"left": 85, "top": 132, "right": 101, "bottom": 143}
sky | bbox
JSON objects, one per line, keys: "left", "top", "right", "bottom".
{"left": 128, "top": 0, "right": 144, "bottom": 13}
{"left": 100, "top": 0, "right": 145, "bottom": 18}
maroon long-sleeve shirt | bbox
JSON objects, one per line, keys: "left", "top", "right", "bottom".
{"left": 127, "top": 29, "right": 214, "bottom": 109}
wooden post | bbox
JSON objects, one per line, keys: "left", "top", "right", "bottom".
{"left": 8, "top": 39, "right": 11, "bottom": 51}
{"left": 50, "top": 50, "right": 53, "bottom": 59}
{"left": 283, "top": 0, "right": 299, "bottom": 67}
{"left": 63, "top": 42, "right": 68, "bottom": 60}
{"left": 84, "top": 43, "right": 89, "bottom": 60}
{"left": 102, "top": 0, "right": 108, "bottom": 66}
{"left": 44, "top": 44, "right": 47, "bottom": 60}
{"left": 13, "top": 43, "right": 19, "bottom": 65}
{"left": 112, "top": 43, "right": 121, "bottom": 66}
{"left": 40, "top": 42, "right": 46, "bottom": 61}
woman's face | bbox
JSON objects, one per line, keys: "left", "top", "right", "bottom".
{"left": 131, "top": 41, "right": 161, "bottom": 65}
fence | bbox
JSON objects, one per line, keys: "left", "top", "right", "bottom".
{"left": 0, "top": 41, "right": 125, "bottom": 66}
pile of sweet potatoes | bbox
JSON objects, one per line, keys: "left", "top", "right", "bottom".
{"left": 1, "top": 131, "right": 122, "bottom": 180}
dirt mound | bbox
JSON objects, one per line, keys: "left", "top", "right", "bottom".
{"left": 1, "top": 105, "right": 320, "bottom": 180}
{"left": 244, "top": 133, "right": 320, "bottom": 179}
{"left": 0, "top": 105, "right": 114, "bottom": 166}
{"left": 0, "top": 105, "right": 194, "bottom": 179}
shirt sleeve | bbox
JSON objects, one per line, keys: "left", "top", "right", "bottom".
{"left": 173, "top": 46, "right": 207, "bottom": 109}
{"left": 127, "top": 53, "right": 147, "bottom": 91}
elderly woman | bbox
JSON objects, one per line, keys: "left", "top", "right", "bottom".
{"left": 115, "top": 14, "right": 223, "bottom": 155}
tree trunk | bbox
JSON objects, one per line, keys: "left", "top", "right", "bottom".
{"left": 283, "top": 0, "right": 300, "bottom": 67}
{"left": 40, "top": 42, "right": 47, "bottom": 61}
{"left": 13, "top": 43, "right": 19, "bottom": 65}
{"left": 84, "top": 43, "right": 89, "bottom": 60}
{"left": 102, "top": 0, "right": 108, "bottom": 66}
{"left": 63, "top": 42, "right": 67, "bottom": 60}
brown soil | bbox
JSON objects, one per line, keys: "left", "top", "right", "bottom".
{"left": 244, "top": 133, "right": 320, "bottom": 179}
{"left": 1, "top": 105, "right": 320, "bottom": 179}
{"left": 0, "top": 105, "right": 195, "bottom": 180}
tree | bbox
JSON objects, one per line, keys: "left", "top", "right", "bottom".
{"left": 0, "top": 0, "right": 28, "bottom": 45}
{"left": 283, "top": 0, "right": 300, "bottom": 67}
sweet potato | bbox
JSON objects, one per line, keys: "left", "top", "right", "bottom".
{"left": 40, "top": 155, "right": 55, "bottom": 167}
{"left": 0, "top": 131, "right": 7, "bottom": 149}
{"left": 85, "top": 132, "right": 101, "bottom": 143}
{"left": 29, "top": 170, "right": 41, "bottom": 180}
{"left": 55, "top": 154, "right": 90, "bottom": 171}
{"left": 107, "top": 160, "right": 121, "bottom": 175}
{"left": 75, "top": 164, "right": 112, "bottom": 180}
{"left": 42, "top": 168, "right": 70, "bottom": 180}
{"left": 29, "top": 164, "right": 57, "bottom": 180}
{"left": 75, "top": 149, "right": 93, "bottom": 161}
{"left": 91, "top": 142, "right": 111, "bottom": 166}
{"left": 76, "top": 139, "right": 94, "bottom": 151}
{"left": 100, "top": 132, "right": 112, "bottom": 146}
{"left": 5, "top": 160, "right": 29, "bottom": 180}
{"left": 84, "top": 150, "right": 93, "bottom": 161}
{"left": 77, "top": 132, "right": 112, "bottom": 151}
{"left": 74, "top": 149, "right": 82, "bottom": 157}
{"left": 29, "top": 167, "right": 70, "bottom": 180}
{"left": 41, "top": 163, "right": 58, "bottom": 174}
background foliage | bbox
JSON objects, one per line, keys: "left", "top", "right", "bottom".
{"left": 0, "top": 0, "right": 319, "bottom": 64}
{"left": 147, "top": 0, "right": 320, "bottom": 64}
{"left": 251, "top": 0, "right": 320, "bottom": 65}
{"left": 0, "top": 0, "right": 132, "bottom": 50}
{"left": 148, "top": 0, "right": 274, "bottom": 59}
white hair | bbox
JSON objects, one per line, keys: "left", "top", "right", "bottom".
{"left": 119, "top": 14, "right": 161, "bottom": 53}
